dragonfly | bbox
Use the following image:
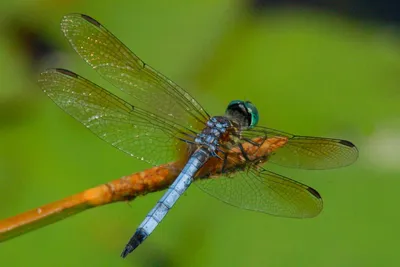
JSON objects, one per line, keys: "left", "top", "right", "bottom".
{"left": 38, "top": 14, "right": 358, "bottom": 258}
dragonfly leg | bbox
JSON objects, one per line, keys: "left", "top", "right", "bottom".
{"left": 218, "top": 148, "right": 229, "bottom": 173}
{"left": 237, "top": 143, "right": 251, "bottom": 162}
{"left": 211, "top": 149, "right": 223, "bottom": 160}
{"left": 242, "top": 137, "right": 265, "bottom": 147}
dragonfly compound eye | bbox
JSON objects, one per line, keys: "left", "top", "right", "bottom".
{"left": 243, "top": 101, "right": 259, "bottom": 129}
{"left": 226, "top": 100, "right": 259, "bottom": 129}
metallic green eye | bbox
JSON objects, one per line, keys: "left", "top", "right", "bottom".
{"left": 226, "top": 100, "right": 259, "bottom": 129}
{"left": 243, "top": 101, "right": 259, "bottom": 129}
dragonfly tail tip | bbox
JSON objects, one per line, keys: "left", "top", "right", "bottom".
{"left": 120, "top": 228, "right": 148, "bottom": 258}
{"left": 120, "top": 245, "right": 134, "bottom": 258}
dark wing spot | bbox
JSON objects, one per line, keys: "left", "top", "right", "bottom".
{"left": 55, "top": 68, "right": 78, "bottom": 78}
{"left": 81, "top": 14, "right": 101, "bottom": 27}
{"left": 339, "top": 139, "right": 356, "bottom": 148}
{"left": 306, "top": 186, "right": 322, "bottom": 199}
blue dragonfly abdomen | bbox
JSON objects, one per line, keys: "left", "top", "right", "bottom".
{"left": 121, "top": 116, "right": 235, "bottom": 256}
{"left": 121, "top": 148, "right": 210, "bottom": 256}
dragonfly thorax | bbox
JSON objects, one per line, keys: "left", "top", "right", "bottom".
{"left": 194, "top": 116, "right": 232, "bottom": 155}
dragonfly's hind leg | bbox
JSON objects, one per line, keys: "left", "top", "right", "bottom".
{"left": 212, "top": 147, "right": 229, "bottom": 174}
{"left": 220, "top": 150, "right": 229, "bottom": 174}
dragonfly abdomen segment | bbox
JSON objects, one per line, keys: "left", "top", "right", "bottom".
{"left": 121, "top": 148, "right": 210, "bottom": 257}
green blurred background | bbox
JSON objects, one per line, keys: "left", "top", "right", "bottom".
{"left": 1, "top": 0, "right": 400, "bottom": 266}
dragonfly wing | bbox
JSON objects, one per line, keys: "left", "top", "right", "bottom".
{"left": 242, "top": 126, "right": 358, "bottom": 169}
{"left": 60, "top": 13, "right": 210, "bottom": 131}
{"left": 38, "top": 69, "right": 195, "bottom": 166}
{"left": 195, "top": 166, "right": 323, "bottom": 218}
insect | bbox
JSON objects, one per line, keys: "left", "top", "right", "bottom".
{"left": 38, "top": 14, "right": 358, "bottom": 258}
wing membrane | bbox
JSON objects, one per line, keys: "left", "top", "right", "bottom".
{"left": 38, "top": 69, "right": 196, "bottom": 166}
{"left": 195, "top": 166, "right": 323, "bottom": 218}
{"left": 242, "top": 126, "right": 358, "bottom": 170}
{"left": 60, "top": 13, "right": 209, "bottom": 132}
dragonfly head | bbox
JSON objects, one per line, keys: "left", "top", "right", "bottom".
{"left": 225, "top": 100, "right": 259, "bottom": 130}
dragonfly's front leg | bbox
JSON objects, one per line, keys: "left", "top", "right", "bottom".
{"left": 241, "top": 137, "right": 265, "bottom": 148}
{"left": 229, "top": 134, "right": 254, "bottom": 162}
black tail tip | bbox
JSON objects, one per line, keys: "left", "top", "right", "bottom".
{"left": 120, "top": 228, "right": 148, "bottom": 258}
{"left": 121, "top": 245, "right": 135, "bottom": 258}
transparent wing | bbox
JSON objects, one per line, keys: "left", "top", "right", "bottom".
{"left": 242, "top": 126, "right": 359, "bottom": 170}
{"left": 195, "top": 166, "right": 323, "bottom": 218}
{"left": 38, "top": 68, "right": 196, "bottom": 166}
{"left": 60, "top": 13, "right": 210, "bottom": 132}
